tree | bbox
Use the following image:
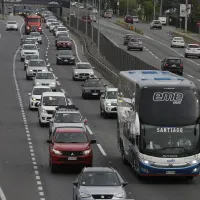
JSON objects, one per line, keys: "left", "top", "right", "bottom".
{"left": 119, "top": 0, "right": 137, "bottom": 14}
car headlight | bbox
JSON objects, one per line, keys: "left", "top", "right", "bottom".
{"left": 29, "top": 69, "right": 33, "bottom": 72}
{"left": 36, "top": 82, "right": 40, "bottom": 85}
{"left": 79, "top": 192, "right": 91, "bottom": 198}
{"left": 41, "top": 109, "right": 47, "bottom": 113}
{"left": 100, "top": 90, "right": 105, "bottom": 92}
{"left": 52, "top": 149, "right": 62, "bottom": 155}
{"left": 70, "top": 57, "right": 74, "bottom": 60}
{"left": 114, "top": 192, "right": 125, "bottom": 198}
{"left": 42, "top": 70, "right": 46, "bottom": 71}
{"left": 74, "top": 71, "right": 78, "bottom": 74}
{"left": 32, "top": 97, "right": 36, "bottom": 101}
{"left": 106, "top": 103, "right": 111, "bottom": 106}
{"left": 57, "top": 57, "right": 61, "bottom": 60}
{"left": 83, "top": 149, "right": 91, "bottom": 155}
{"left": 51, "top": 82, "right": 56, "bottom": 85}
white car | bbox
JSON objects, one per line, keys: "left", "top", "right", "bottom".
{"left": 28, "top": 86, "right": 52, "bottom": 110}
{"left": 24, "top": 54, "right": 39, "bottom": 70}
{"left": 6, "top": 21, "right": 18, "bottom": 31}
{"left": 132, "top": 16, "right": 139, "bottom": 23}
{"left": 100, "top": 88, "right": 118, "bottom": 118}
{"left": 20, "top": 44, "right": 39, "bottom": 61}
{"left": 49, "top": 21, "right": 60, "bottom": 32}
{"left": 72, "top": 62, "right": 94, "bottom": 80}
{"left": 92, "top": 8, "right": 98, "bottom": 14}
{"left": 33, "top": 71, "right": 57, "bottom": 91}
{"left": 46, "top": 19, "right": 57, "bottom": 28}
{"left": 26, "top": 59, "right": 49, "bottom": 80}
{"left": 38, "top": 92, "right": 67, "bottom": 126}
{"left": 171, "top": 37, "right": 185, "bottom": 48}
{"left": 55, "top": 27, "right": 69, "bottom": 37}
{"left": 185, "top": 44, "right": 200, "bottom": 58}
{"left": 30, "top": 32, "right": 42, "bottom": 44}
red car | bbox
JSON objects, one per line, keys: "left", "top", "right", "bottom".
{"left": 56, "top": 36, "right": 72, "bottom": 50}
{"left": 46, "top": 127, "right": 96, "bottom": 173}
{"left": 82, "top": 16, "right": 92, "bottom": 24}
{"left": 124, "top": 15, "right": 133, "bottom": 24}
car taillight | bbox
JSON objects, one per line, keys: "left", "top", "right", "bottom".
{"left": 38, "top": 27, "right": 41, "bottom": 30}
{"left": 180, "top": 64, "right": 183, "bottom": 67}
{"left": 27, "top": 26, "right": 30, "bottom": 29}
{"left": 165, "top": 63, "right": 168, "bottom": 66}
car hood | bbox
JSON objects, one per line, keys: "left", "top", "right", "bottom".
{"left": 74, "top": 69, "right": 94, "bottom": 73}
{"left": 22, "top": 50, "right": 38, "bottom": 53}
{"left": 54, "top": 143, "right": 90, "bottom": 151}
{"left": 80, "top": 186, "right": 124, "bottom": 194}
{"left": 32, "top": 36, "right": 42, "bottom": 39}
{"left": 32, "top": 95, "right": 41, "bottom": 99}
{"left": 28, "top": 67, "right": 48, "bottom": 71}
{"left": 34, "top": 79, "right": 55, "bottom": 83}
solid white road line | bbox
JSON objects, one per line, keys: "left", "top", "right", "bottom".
{"left": 56, "top": 81, "right": 60, "bottom": 85}
{"left": 0, "top": 187, "right": 6, "bottom": 200}
{"left": 70, "top": 37, "right": 82, "bottom": 62}
{"left": 86, "top": 125, "right": 93, "bottom": 135}
{"left": 49, "top": 68, "right": 53, "bottom": 71}
{"left": 97, "top": 144, "right": 107, "bottom": 156}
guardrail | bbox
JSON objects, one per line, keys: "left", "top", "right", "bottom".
{"left": 172, "top": 31, "right": 200, "bottom": 44}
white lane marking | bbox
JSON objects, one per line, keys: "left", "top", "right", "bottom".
{"left": 70, "top": 37, "right": 81, "bottom": 62}
{"left": 61, "top": 88, "right": 66, "bottom": 93}
{"left": 86, "top": 125, "right": 93, "bottom": 135}
{"left": 97, "top": 144, "right": 107, "bottom": 156}
{"left": 56, "top": 81, "right": 60, "bottom": 85}
{"left": 13, "top": 17, "right": 46, "bottom": 200}
{"left": 49, "top": 68, "right": 53, "bottom": 71}
{"left": 0, "top": 34, "right": 1, "bottom": 39}
{"left": 81, "top": 45, "right": 84, "bottom": 55}
{"left": 0, "top": 187, "right": 6, "bottom": 200}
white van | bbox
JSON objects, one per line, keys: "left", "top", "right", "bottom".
{"left": 158, "top": 17, "right": 167, "bottom": 25}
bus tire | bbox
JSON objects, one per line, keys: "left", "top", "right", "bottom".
{"left": 121, "top": 144, "right": 128, "bottom": 165}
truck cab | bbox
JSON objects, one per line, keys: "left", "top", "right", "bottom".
{"left": 25, "top": 15, "right": 42, "bottom": 35}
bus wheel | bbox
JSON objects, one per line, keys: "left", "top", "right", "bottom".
{"left": 121, "top": 145, "right": 128, "bottom": 165}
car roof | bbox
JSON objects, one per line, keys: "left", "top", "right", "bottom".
{"left": 59, "top": 50, "right": 72, "bottom": 53}
{"left": 188, "top": 44, "right": 199, "bottom": 46}
{"left": 106, "top": 87, "right": 118, "bottom": 92}
{"left": 56, "top": 127, "right": 85, "bottom": 133}
{"left": 83, "top": 167, "right": 115, "bottom": 173}
{"left": 33, "top": 85, "right": 52, "bottom": 89}
{"left": 173, "top": 37, "right": 183, "bottom": 39}
{"left": 23, "top": 44, "right": 36, "bottom": 46}
{"left": 42, "top": 92, "right": 65, "bottom": 97}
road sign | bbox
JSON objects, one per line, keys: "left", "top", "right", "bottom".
{"left": 197, "top": 21, "right": 200, "bottom": 26}
{"left": 180, "top": 4, "right": 191, "bottom": 17}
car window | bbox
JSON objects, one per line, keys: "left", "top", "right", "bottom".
{"left": 85, "top": 80, "right": 104, "bottom": 87}
{"left": 130, "top": 38, "right": 140, "bottom": 42}
{"left": 42, "top": 96, "right": 66, "bottom": 106}
{"left": 58, "top": 27, "right": 67, "bottom": 31}
{"left": 167, "top": 59, "right": 181, "bottom": 64}
{"left": 33, "top": 88, "right": 52, "bottom": 95}
{"left": 8, "top": 21, "right": 16, "bottom": 24}
{"left": 54, "top": 113, "right": 82, "bottom": 123}
{"left": 106, "top": 91, "right": 117, "bottom": 99}
{"left": 23, "top": 45, "right": 37, "bottom": 50}
{"left": 188, "top": 45, "right": 200, "bottom": 48}
{"left": 59, "top": 51, "right": 73, "bottom": 55}
{"left": 35, "top": 73, "right": 54, "bottom": 79}
{"left": 174, "top": 37, "right": 183, "bottom": 41}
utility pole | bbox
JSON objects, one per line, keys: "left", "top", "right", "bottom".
{"left": 2, "top": 0, "right": 4, "bottom": 20}
{"left": 185, "top": 0, "right": 188, "bottom": 33}
{"left": 153, "top": 0, "right": 156, "bottom": 20}
{"left": 77, "top": 0, "right": 80, "bottom": 30}
{"left": 92, "top": 0, "right": 94, "bottom": 42}
{"left": 97, "top": 0, "right": 101, "bottom": 58}
{"left": 159, "top": 0, "right": 162, "bottom": 16}
{"left": 126, "top": 0, "right": 129, "bottom": 15}
{"left": 85, "top": 0, "right": 88, "bottom": 36}
{"left": 117, "top": 0, "right": 119, "bottom": 18}
{"left": 69, "top": 0, "right": 71, "bottom": 26}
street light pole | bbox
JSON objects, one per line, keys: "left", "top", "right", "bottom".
{"left": 69, "top": 0, "right": 71, "bottom": 26}
{"left": 97, "top": 0, "right": 101, "bottom": 58}
{"left": 159, "top": 0, "right": 162, "bottom": 16}
{"left": 85, "top": 0, "right": 88, "bottom": 36}
{"left": 2, "top": 0, "right": 4, "bottom": 20}
{"left": 92, "top": 0, "right": 94, "bottom": 42}
{"left": 126, "top": 0, "right": 129, "bottom": 15}
{"left": 153, "top": 0, "right": 156, "bottom": 20}
{"left": 117, "top": 0, "right": 119, "bottom": 18}
{"left": 77, "top": 0, "right": 80, "bottom": 30}
{"left": 185, "top": 0, "right": 188, "bottom": 33}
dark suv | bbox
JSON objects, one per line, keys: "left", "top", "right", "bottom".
{"left": 161, "top": 57, "right": 183, "bottom": 76}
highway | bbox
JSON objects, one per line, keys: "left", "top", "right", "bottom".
{"left": 0, "top": 11, "right": 199, "bottom": 200}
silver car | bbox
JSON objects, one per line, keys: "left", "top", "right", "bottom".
{"left": 73, "top": 167, "right": 128, "bottom": 200}
{"left": 34, "top": 71, "right": 57, "bottom": 91}
{"left": 72, "top": 62, "right": 94, "bottom": 80}
{"left": 24, "top": 54, "right": 39, "bottom": 70}
{"left": 30, "top": 32, "right": 42, "bottom": 44}
{"left": 26, "top": 59, "right": 49, "bottom": 80}
{"left": 127, "top": 37, "right": 143, "bottom": 51}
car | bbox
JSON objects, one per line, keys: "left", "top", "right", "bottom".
{"left": 89, "top": 15, "right": 97, "bottom": 22}
{"left": 28, "top": 86, "right": 52, "bottom": 110}
{"left": 92, "top": 8, "right": 98, "bottom": 14}
{"left": 38, "top": 92, "right": 67, "bottom": 126}
{"left": 81, "top": 78, "right": 107, "bottom": 99}
{"left": 73, "top": 167, "right": 128, "bottom": 200}
{"left": 49, "top": 105, "right": 87, "bottom": 136}
{"left": 100, "top": 87, "right": 118, "bottom": 118}
{"left": 46, "top": 127, "right": 96, "bottom": 172}
{"left": 171, "top": 37, "right": 185, "bottom": 48}
{"left": 52, "top": 25, "right": 60, "bottom": 35}
{"left": 49, "top": 21, "right": 60, "bottom": 32}
{"left": 81, "top": 16, "right": 92, "bottom": 24}
{"left": 56, "top": 36, "right": 72, "bottom": 50}
{"left": 132, "top": 16, "right": 139, "bottom": 23}
{"left": 29, "top": 32, "right": 42, "bottom": 44}
{"left": 56, "top": 50, "right": 75, "bottom": 65}
{"left": 24, "top": 54, "right": 39, "bottom": 70}
{"left": 55, "top": 26, "right": 69, "bottom": 37}
{"left": 123, "top": 34, "right": 134, "bottom": 45}
{"left": 185, "top": 44, "right": 200, "bottom": 58}
{"left": 72, "top": 62, "right": 94, "bottom": 80}
{"left": 55, "top": 35, "right": 70, "bottom": 47}
{"left": 33, "top": 71, "right": 57, "bottom": 91}
{"left": 124, "top": 15, "right": 133, "bottom": 24}
{"left": 127, "top": 37, "right": 143, "bottom": 51}
{"left": 21, "top": 37, "right": 38, "bottom": 47}
{"left": 150, "top": 20, "right": 162, "bottom": 29}
{"left": 20, "top": 44, "right": 39, "bottom": 61}
{"left": 6, "top": 21, "right": 18, "bottom": 31}
{"left": 46, "top": 18, "right": 57, "bottom": 28}
{"left": 26, "top": 59, "right": 49, "bottom": 80}
{"left": 161, "top": 57, "right": 183, "bottom": 76}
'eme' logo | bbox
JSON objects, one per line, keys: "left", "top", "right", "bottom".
{"left": 153, "top": 92, "right": 183, "bottom": 104}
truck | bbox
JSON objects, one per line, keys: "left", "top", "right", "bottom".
{"left": 117, "top": 70, "right": 200, "bottom": 180}
{"left": 158, "top": 17, "right": 167, "bottom": 25}
{"left": 25, "top": 15, "right": 42, "bottom": 35}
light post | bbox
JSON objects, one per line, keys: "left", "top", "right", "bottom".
{"left": 97, "top": 0, "right": 101, "bottom": 58}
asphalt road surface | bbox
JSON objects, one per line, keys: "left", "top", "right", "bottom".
{"left": 0, "top": 12, "right": 199, "bottom": 200}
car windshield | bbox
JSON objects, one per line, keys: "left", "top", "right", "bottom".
{"left": 154, "top": 21, "right": 160, "bottom": 24}
{"left": 25, "top": 55, "right": 39, "bottom": 60}
{"left": 30, "top": 32, "right": 40, "bottom": 36}
{"left": 42, "top": 96, "right": 66, "bottom": 106}
{"left": 80, "top": 172, "right": 121, "bottom": 186}
{"left": 85, "top": 80, "right": 104, "bottom": 87}
{"left": 76, "top": 64, "right": 92, "bottom": 69}
{"left": 54, "top": 113, "right": 82, "bottom": 123}
{"left": 57, "top": 33, "right": 68, "bottom": 37}
{"left": 24, "top": 41, "right": 35, "bottom": 45}
{"left": 48, "top": 19, "right": 54, "bottom": 22}
{"left": 130, "top": 38, "right": 140, "bottom": 42}
{"left": 29, "top": 60, "right": 46, "bottom": 66}
{"left": 55, "top": 132, "right": 88, "bottom": 143}
{"left": 58, "top": 27, "right": 67, "bottom": 31}
{"left": 167, "top": 59, "right": 181, "bottom": 64}
{"left": 139, "top": 87, "right": 199, "bottom": 126}
{"left": 107, "top": 91, "right": 117, "bottom": 99}
{"left": 188, "top": 45, "right": 199, "bottom": 48}
{"left": 52, "top": 22, "right": 59, "bottom": 25}
{"left": 142, "top": 124, "right": 200, "bottom": 157}
{"left": 35, "top": 73, "right": 54, "bottom": 79}
{"left": 58, "top": 37, "right": 70, "bottom": 42}
{"left": 23, "top": 45, "right": 37, "bottom": 50}
{"left": 59, "top": 51, "right": 73, "bottom": 55}
{"left": 126, "top": 35, "right": 133, "bottom": 39}
{"left": 8, "top": 21, "right": 16, "bottom": 24}
{"left": 27, "top": 18, "right": 40, "bottom": 22}
{"left": 33, "top": 88, "right": 51, "bottom": 95}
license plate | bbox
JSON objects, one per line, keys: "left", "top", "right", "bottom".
{"left": 81, "top": 76, "right": 86, "bottom": 78}
{"left": 166, "top": 171, "right": 175, "bottom": 174}
{"left": 172, "top": 64, "right": 176, "bottom": 67}
{"left": 92, "top": 93, "right": 98, "bottom": 95}
{"left": 64, "top": 60, "right": 68, "bottom": 62}
{"left": 68, "top": 157, "right": 77, "bottom": 160}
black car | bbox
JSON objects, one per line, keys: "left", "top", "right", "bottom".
{"left": 123, "top": 34, "right": 134, "bottom": 45}
{"left": 56, "top": 50, "right": 75, "bottom": 65}
{"left": 81, "top": 78, "right": 107, "bottom": 99}
{"left": 161, "top": 57, "right": 183, "bottom": 76}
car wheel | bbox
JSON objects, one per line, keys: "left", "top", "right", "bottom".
{"left": 24, "top": 66, "right": 26, "bottom": 70}
{"left": 6, "top": 29, "right": 8, "bottom": 31}
{"left": 21, "top": 57, "right": 24, "bottom": 61}
{"left": 127, "top": 47, "right": 130, "bottom": 51}
{"left": 26, "top": 74, "right": 29, "bottom": 80}
{"left": 16, "top": 29, "right": 18, "bottom": 31}
{"left": 56, "top": 60, "right": 60, "bottom": 65}
{"left": 103, "top": 111, "right": 108, "bottom": 119}
{"left": 57, "top": 47, "right": 59, "bottom": 50}
{"left": 40, "top": 41, "right": 42, "bottom": 44}
{"left": 29, "top": 104, "right": 33, "bottom": 110}
{"left": 50, "top": 161, "right": 58, "bottom": 173}
{"left": 73, "top": 76, "right": 76, "bottom": 81}
{"left": 82, "top": 93, "right": 85, "bottom": 99}
{"left": 140, "top": 48, "right": 143, "bottom": 51}
{"left": 185, "top": 54, "right": 188, "bottom": 58}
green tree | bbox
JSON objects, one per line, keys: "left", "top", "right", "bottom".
{"left": 119, "top": 0, "right": 137, "bottom": 14}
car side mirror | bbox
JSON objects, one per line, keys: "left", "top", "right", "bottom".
{"left": 56, "top": 54, "right": 58, "bottom": 56}
{"left": 46, "top": 139, "right": 52, "bottom": 144}
{"left": 90, "top": 139, "right": 96, "bottom": 144}
{"left": 104, "top": 84, "right": 107, "bottom": 87}
{"left": 38, "top": 48, "right": 40, "bottom": 50}
{"left": 84, "top": 119, "right": 87, "bottom": 123}
{"left": 73, "top": 181, "right": 78, "bottom": 187}
{"left": 28, "top": 93, "right": 31, "bottom": 96}
{"left": 122, "top": 182, "right": 128, "bottom": 187}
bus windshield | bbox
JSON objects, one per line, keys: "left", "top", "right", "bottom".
{"left": 27, "top": 18, "right": 40, "bottom": 23}
{"left": 139, "top": 87, "right": 199, "bottom": 126}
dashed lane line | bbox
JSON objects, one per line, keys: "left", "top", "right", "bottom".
{"left": 49, "top": 68, "right": 53, "bottom": 71}
{"left": 0, "top": 187, "right": 6, "bottom": 200}
{"left": 13, "top": 17, "right": 46, "bottom": 200}
{"left": 56, "top": 81, "right": 60, "bottom": 85}
{"left": 97, "top": 144, "right": 107, "bottom": 156}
